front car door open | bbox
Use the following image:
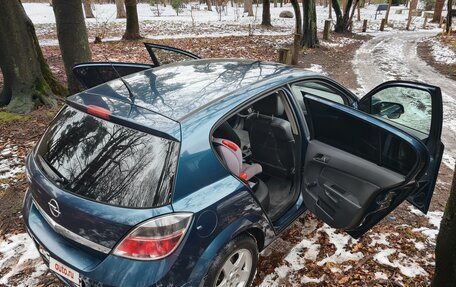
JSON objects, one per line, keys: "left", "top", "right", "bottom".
{"left": 301, "top": 94, "right": 436, "bottom": 238}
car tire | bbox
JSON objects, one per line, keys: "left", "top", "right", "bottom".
{"left": 203, "top": 234, "right": 259, "bottom": 287}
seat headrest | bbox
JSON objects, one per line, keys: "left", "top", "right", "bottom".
{"left": 252, "top": 94, "right": 284, "bottom": 116}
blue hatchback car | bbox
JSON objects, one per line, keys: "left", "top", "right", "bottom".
{"left": 23, "top": 44, "right": 444, "bottom": 287}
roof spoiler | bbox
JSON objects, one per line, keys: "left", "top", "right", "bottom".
{"left": 66, "top": 92, "right": 181, "bottom": 142}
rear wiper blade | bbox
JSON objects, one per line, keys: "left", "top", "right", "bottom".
{"left": 37, "top": 155, "right": 69, "bottom": 185}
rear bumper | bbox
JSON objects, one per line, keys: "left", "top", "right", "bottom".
{"left": 22, "top": 190, "right": 194, "bottom": 287}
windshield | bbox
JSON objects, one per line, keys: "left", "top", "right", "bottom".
{"left": 35, "top": 107, "right": 179, "bottom": 208}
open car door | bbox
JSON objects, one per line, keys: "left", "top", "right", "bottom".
{"left": 358, "top": 81, "right": 443, "bottom": 214}
{"left": 144, "top": 43, "right": 200, "bottom": 66}
{"left": 302, "top": 93, "right": 440, "bottom": 238}
{"left": 73, "top": 62, "right": 153, "bottom": 89}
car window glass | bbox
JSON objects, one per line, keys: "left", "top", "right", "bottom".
{"left": 369, "top": 87, "right": 432, "bottom": 136}
{"left": 290, "top": 81, "right": 346, "bottom": 117}
{"left": 307, "top": 98, "right": 416, "bottom": 175}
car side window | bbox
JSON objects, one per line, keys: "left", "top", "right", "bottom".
{"left": 368, "top": 87, "right": 432, "bottom": 138}
{"left": 290, "top": 81, "right": 346, "bottom": 115}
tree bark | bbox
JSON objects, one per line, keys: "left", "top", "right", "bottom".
{"left": 447, "top": 0, "right": 453, "bottom": 34}
{"left": 0, "top": 0, "right": 63, "bottom": 113}
{"left": 432, "top": 0, "right": 444, "bottom": 22}
{"left": 207, "top": 0, "right": 213, "bottom": 11}
{"left": 432, "top": 162, "right": 456, "bottom": 286}
{"left": 244, "top": 0, "right": 254, "bottom": 15}
{"left": 53, "top": 0, "right": 92, "bottom": 94}
{"left": 123, "top": 0, "right": 142, "bottom": 40}
{"left": 261, "top": 0, "right": 272, "bottom": 26}
{"left": 302, "top": 0, "right": 318, "bottom": 47}
{"left": 116, "top": 0, "right": 126, "bottom": 18}
{"left": 82, "top": 0, "right": 95, "bottom": 18}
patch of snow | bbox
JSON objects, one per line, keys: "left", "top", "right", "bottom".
{"left": 369, "top": 233, "right": 390, "bottom": 247}
{"left": 431, "top": 39, "right": 456, "bottom": 64}
{"left": 301, "top": 274, "right": 325, "bottom": 283}
{"left": 375, "top": 271, "right": 388, "bottom": 280}
{"left": 409, "top": 206, "right": 443, "bottom": 228}
{"left": 317, "top": 225, "right": 363, "bottom": 267}
{"left": 306, "top": 64, "right": 327, "bottom": 76}
{"left": 373, "top": 248, "right": 427, "bottom": 277}
{"left": 0, "top": 142, "right": 25, "bottom": 189}
{"left": 0, "top": 233, "right": 47, "bottom": 286}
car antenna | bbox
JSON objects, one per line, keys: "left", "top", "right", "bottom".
{"left": 103, "top": 55, "right": 136, "bottom": 103}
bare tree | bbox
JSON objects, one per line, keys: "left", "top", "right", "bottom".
{"left": 332, "top": 0, "right": 356, "bottom": 32}
{"left": 116, "top": 0, "right": 126, "bottom": 18}
{"left": 261, "top": 0, "right": 272, "bottom": 26}
{"left": 123, "top": 0, "right": 142, "bottom": 40}
{"left": 53, "top": 0, "right": 92, "bottom": 93}
{"left": 433, "top": 163, "right": 456, "bottom": 286}
{"left": 207, "top": 0, "right": 213, "bottom": 11}
{"left": 82, "top": 0, "right": 95, "bottom": 18}
{"left": 384, "top": 0, "right": 392, "bottom": 24}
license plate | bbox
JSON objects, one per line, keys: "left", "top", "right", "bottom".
{"left": 49, "top": 257, "right": 80, "bottom": 286}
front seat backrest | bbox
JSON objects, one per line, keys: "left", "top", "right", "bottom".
{"left": 246, "top": 95, "right": 295, "bottom": 177}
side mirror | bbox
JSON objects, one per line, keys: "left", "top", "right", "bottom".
{"left": 372, "top": 101, "right": 405, "bottom": 119}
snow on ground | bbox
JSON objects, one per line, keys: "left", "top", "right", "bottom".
{"left": 0, "top": 140, "right": 25, "bottom": 189}
{"left": 24, "top": 2, "right": 449, "bottom": 43}
{"left": 430, "top": 38, "right": 456, "bottom": 64}
{"left": 0, "top": 233, "right": 47, "bottom": 287}
{"left": 261, "top": 206, "right": 443, "bottom": 286}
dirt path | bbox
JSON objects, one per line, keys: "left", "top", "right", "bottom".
{"left": 353, "top": 31, "right": 456, "bottom": 170}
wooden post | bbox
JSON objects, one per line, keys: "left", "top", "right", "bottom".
{"left": 323, "top": 19, "right": 331, "bottom": 40}
{"left": 278, "top": 48, "right": 290, "bottom": 64}
{"left": 423, "top": 15, "right": 428, "bottom": 29}
{"left": 349, "top": 20, "right": 353, "bottom": 32}
{"left": 291, "top": 33, "right": 300, "bottom": 65}
{"left": 439, "top": 15, "right": 444, "bottom": 27}
{"left": 362, "top": 19, "right": 368, "bottom": 32}
{"left": 380, "top": 18, "right": 386, "bottom": 31}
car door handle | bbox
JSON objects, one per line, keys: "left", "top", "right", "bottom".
{"left": 313, "top": 153, "right": 330, "bottom": 164}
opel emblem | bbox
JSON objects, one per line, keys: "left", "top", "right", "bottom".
{"left": 48, "top": 199, "right": 61, "bottom": 218}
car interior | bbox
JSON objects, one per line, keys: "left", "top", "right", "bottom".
{"left": 211, "top": 90, "right": 301, "bottom": 222}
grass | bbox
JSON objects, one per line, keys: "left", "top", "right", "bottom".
{"left": 0, "top": 111, "right": 30, "bottom": 123}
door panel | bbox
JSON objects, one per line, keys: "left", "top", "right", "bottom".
{"left": 304, "top": 140, "right": 405, "bottom": 230}
{"left": 359, "top": 81, "right": 443, "bottom": 213}
{"left": 144, "top": 43, "right": 200, "bottom": 66}
{"left": 73, "top": 62, "right": 153, "bottom": 89}
{"left": 302, "top": 95, "right": 429, "bottom": 237}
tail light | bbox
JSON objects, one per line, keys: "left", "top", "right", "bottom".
{"left": 113, "top": 213, "right": 193, "bottom": 260}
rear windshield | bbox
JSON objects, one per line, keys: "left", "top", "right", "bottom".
{"left": 35, "top": 107, "right": 179, "bottom": 208}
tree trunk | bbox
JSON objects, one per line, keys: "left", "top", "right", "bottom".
{"left": 82, "top": 0, "right": 95, "bottom": 18}
{"left": 406, "top": 0, "right": 417, "bottom": 30}
{"left": 261, "top": 0, "right": 272, "bottom": 26}
{"left": 291, "top": 0, "right": 302, "bottom": 34}
{"left": 447, "top": 0, "right": 453, "bottom": 34}
{"left": 123, "top": 0, "right": 142, "bottom": 40}
{"left": 116, "top": 0, "right": 126, "bottom": 18}
{"left": 384, "top": 0, "right": 392, "bottom": 23}
{"left": 0, "top": 0, "right": 63, "bottom": 114}
{"left": 432, "top": 0, "right": 444, "bottom": 22}
{"left": 244, "top": 0, "right": 254, "bottom": 15}
{"left": 432, "top": 163, "right": 456, "bottom": 286}
{"left": 302, "top": 0, "right": 318, "bottom": 47}
{"left": 53, "top": 0, "right": 92, "bottom": 94}
{"left": 274, "top": 0, "right": 277, "bottom": 7}
{"left": 333, "top": 0, "right": 354, "bottom": 32}
{"left": 207, "top": 0, "right": 213, "bottom": 11}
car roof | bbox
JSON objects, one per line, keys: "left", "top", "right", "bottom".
{"left": 82, "top": 58, "right": 317, "bottom": 122}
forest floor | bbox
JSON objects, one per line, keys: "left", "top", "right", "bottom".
{"left": 0, "top": 32, "right": 454, "bottom": 287}
{"left": 1, "top": 2, "right": 456, "bottom": 287}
